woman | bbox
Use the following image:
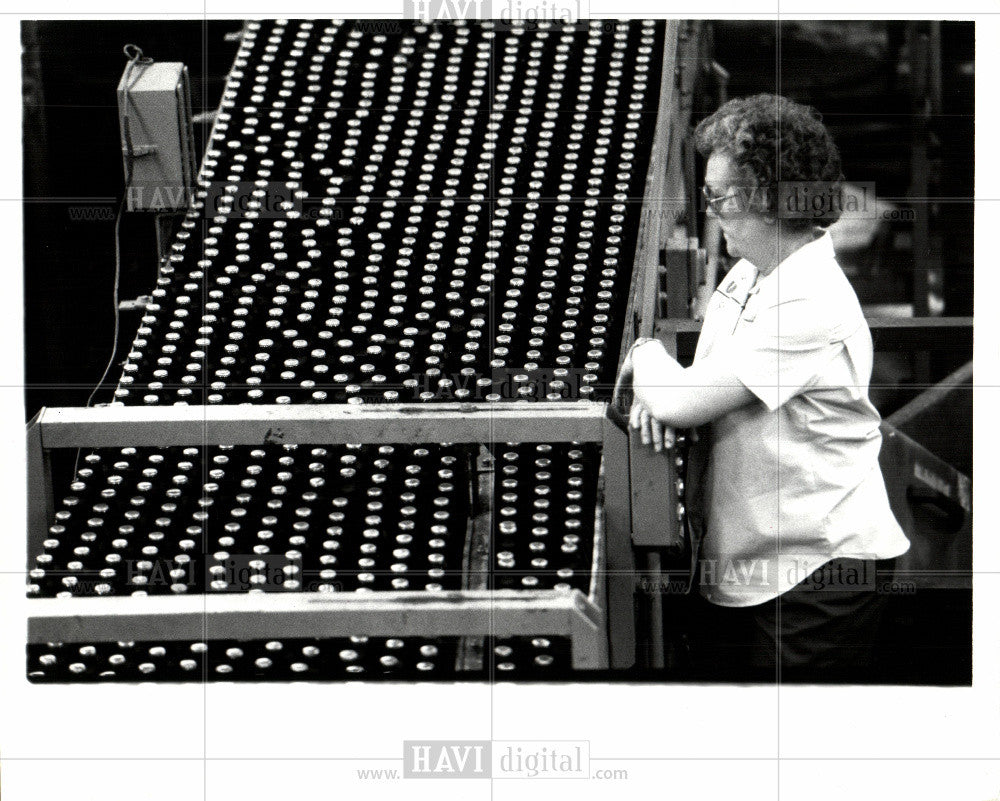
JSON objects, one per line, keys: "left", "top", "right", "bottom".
{"left": 618, "top": 94, "right": 909, "bottom": 682}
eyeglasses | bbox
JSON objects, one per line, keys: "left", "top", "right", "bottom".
{"left": 701, "top": 185, "right": 740, "bottom": 212}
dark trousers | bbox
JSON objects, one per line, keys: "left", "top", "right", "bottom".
{"left": 686, "top": 557, "right": 895, "bottom": 683}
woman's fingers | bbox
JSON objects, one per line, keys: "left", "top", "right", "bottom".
{"left": 629, "top": 402, "right": 642, "bottom": 430}
{"left": 630, "top": 403, "right": 677, "bottom": 453}
{"left": 650, "top": 419, "right": 677, "bottom": 452}
{"left": 663, "top": 425, "right": 675, "bottom": 450}
{"left": 650, "top": 415, "right": 663, "bottom": 452}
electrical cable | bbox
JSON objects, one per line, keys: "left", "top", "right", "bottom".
{"left": 73, "top": 44, "right": 153, "bottom": 479}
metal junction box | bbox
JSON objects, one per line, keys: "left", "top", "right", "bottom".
{"left": 117, "top": 61, "right": 196, "bottom": 211}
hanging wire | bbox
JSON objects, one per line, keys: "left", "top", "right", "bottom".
{"left": 73, "top": 44, "right": 154, "bottom": 478}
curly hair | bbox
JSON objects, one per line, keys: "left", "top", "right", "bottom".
{"left": 693, "top": 94, "right": 844, "bottom": 229}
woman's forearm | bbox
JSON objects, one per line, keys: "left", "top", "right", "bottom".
{"left": 630, "top": 342, "right": 756, "bottom": 428}
{"left": 630, "top": 343, "right": 697, "bottom": 427}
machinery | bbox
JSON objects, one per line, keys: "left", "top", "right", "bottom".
{"left": 24, "top": 19, "right": 973, "bottom": 682}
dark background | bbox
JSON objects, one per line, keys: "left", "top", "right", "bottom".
{"left": 23, "top": 20, "right": 242, "bottom": 416}
{"left": 712, "top": 21, "right": 974, "bottom": 314}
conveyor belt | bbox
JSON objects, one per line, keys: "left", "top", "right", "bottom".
{"left": 29, "top": 444, "right": 476, "bottom": 598}
{"left": 117, "top": 19, "right": 663, "bottom": 405}
{"left": 28, "top": 441, "right": 599, "bottom": 600}
{"left": 28, "top": 18, "right": 667, "bottom": 681}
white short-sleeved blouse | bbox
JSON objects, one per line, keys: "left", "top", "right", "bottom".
{"left": 693, "top": 230, "right": 910, "bottom": 606}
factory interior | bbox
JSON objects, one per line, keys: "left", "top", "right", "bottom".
{"left": 21, "top": 19, "right": 973, "bottom": 684}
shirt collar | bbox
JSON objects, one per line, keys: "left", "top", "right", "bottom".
{"left": 751, "top": 229, "right": 836, "bottom": 302}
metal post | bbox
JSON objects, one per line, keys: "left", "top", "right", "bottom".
{"left": 26, "top": 412, "right": 54, "bottom": 572}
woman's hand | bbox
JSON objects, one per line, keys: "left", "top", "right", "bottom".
{"left": 617, "top": 338, "right": 674, "bottom": 452}
{"left": 629, "top": 399, "right": 675, "bottom": 453}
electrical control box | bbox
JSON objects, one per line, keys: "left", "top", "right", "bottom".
{"left": 117, "top": 61, "right": 196, "bottom": 211}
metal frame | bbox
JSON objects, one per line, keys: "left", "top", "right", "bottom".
{"left": 26, "top": 401, "right": 620, "bottom": 671}
{"left": 599, "top": 19, "right": 689, "bottom": 672}
{"left": 30, "top": 401, "right": 607, "bottom": 450}
{"left": 26, "top": 20, "right": 688, "bottom": 675}
{"left": 612, "top": 46, "right": 706, "bottom": 667}
{"left": 27, "top": 589, "right": 606, "bottom": 671}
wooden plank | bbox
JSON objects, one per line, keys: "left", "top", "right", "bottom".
{"left": 36, "top": 401, "right": 607, "bottom": 449}
{"left": 27, "top": 589, "right": 607, "bottom": 670}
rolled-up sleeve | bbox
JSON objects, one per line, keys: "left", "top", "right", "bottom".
{"left": 710, "top": 297, "right": 846, "bottom": 412}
